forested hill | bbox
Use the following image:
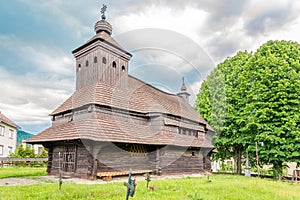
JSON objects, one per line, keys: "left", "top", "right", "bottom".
{"left": 17, "top": 130, "right": 34, "bottom": 146}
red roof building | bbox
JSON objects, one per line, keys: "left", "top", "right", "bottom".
{"left": 28, "top": 10, "right": 214, "bottom": 179}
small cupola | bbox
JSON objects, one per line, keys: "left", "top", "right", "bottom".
{"left": 177, "top": 77, "right": 190, "bottom": 104}
{"left": 94, "top": 5, "right": 113, "bottom": 35}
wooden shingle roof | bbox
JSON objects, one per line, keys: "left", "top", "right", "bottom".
{"left": 27, "top": 118, "right": 207, "bottom": 147}
{"left": 51, "top": 75, "right": 211, "bottom": 129}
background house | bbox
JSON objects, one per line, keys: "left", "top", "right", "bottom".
{"left": 0, "top": 111, "right": 20, "bottom": 157}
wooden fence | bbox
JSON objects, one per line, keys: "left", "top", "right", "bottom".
{"left": 0, "top": 158, "right": 48, "bottom": 167}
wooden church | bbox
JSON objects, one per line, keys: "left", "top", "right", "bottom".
{"left": 28, "top": 8, "right": 214, "bottom": 179}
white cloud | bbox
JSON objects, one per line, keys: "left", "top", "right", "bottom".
{"left": 0, "top": 67, "right": 73, "bottom": 133}
{"left": 0, "top": 35, "right": 74, "bottom": 75}
{"left": 0, "top": 34, "right": 74, "bottom": 133}
{"left": 114, "top": 5, "right": 207, "bottom": 42}
{"left": 2, "top": 0, "right": 300, "bottom": 133}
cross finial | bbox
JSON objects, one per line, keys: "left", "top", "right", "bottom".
{"left": 181, "top": 77, "right": 187, "bottom": 92}
{"left": 101, "top": 4, "right": 107, "bottom": 20}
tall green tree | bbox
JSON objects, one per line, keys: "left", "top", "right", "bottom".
{"left": 196, "top": 51, "right": 252, "bottom": 174}
{"left": 196, "top": 40, "right": 300, "bottom": 178}
{"left": 241, "top": 40, "right": 300, "bottom": 178}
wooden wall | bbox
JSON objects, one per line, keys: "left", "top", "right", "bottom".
{"left": 45, "top": 141, "right": 212, "bottom": 179}
{"left": 75, "top": 42, "right": 130, "bottom": 90}
{"left": 46, "top": 141, "right": 94, "bottom": 179}
{"left": 92, "top": 142, "right": 156, "bottom": 173}
{"left": 159, "top": 146, "right": 207, "bottom": 174}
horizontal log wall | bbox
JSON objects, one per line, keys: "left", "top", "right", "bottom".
{"left": 160, "top": 146, "right": 205, "bottom": 174}
{"left": 94, "top": 143, "right": 156, "bottom": 173}
{"left": 46, "top": 141, "right": 212, "bottom": 179}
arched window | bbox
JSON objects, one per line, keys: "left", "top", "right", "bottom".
{"left": 94, "top": 56, "right": 97, "bottom": 63}
{"left": 121, "top": 65, "right": 126, "bottom": 72}
{"left": 77, "top": 64, "right": 81, "bottom": 72}
{"left": 102, "top": 57, "right": 107, "bottom": 64}
{"left": 112, "top": 61, "right": 116, "bottom": 68}
{"left": 86, "top": 60, "right": 89, "bottom": 67}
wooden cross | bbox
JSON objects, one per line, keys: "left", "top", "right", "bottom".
{"left": 145, "top": 173, "right": 151, "bottom": 188}
{"left": 124, "top": 169, "right": 135, "bottom": 200}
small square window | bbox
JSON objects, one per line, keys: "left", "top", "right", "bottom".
{"left": 0, "top": 145, "right": 3, "bottom": 155}
{"left": 8, "top": 146, "right": 13, "bottom": 155}
{"left": 0, "top": 125, "right": 4, "bottom": 136}
{"left": 9, "top": 129, "right": 13, "bottom": 139}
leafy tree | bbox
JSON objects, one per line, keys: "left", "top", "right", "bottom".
{"left": 37, "top": 147, "right": 48, "bottom": 158}
{"left": 196, "top": 51, "right": 252, "bottom": 174}
{"left": 241, "top": 40, "right": 300, "bottom": 178}
{"left": 196, "top": 40, "right": 300, "bottom": 178}
{"left": 9, "top": 144, "right": 35, "bottom": 158}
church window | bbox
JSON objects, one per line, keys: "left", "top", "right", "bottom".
{"left": 112, "top": 61, "right": 117, "bottom": 68}
{"left": 121, "top": 65, "right": 126, "bottom": 72}
{"left": 94, "top": 56, "right": 97, "bottom": 63}
{"left": 130, "top": 144, "right": 147, "bottom": 157}
{"left": 86, "top": 60, "right": 89, "bottom": 67}
{"left": 102, "top": 57, "right": 107, "bottom": 64}
{"left": 78, "top": 64, "right": 81, "bottom": 70}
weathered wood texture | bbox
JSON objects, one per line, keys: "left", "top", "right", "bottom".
{"left": 94, "top": 143, "right": 156, "bottom": 173}
{"left": 75, "top": 45, "right": 129, "bottom": 89}
{"left": 160, "top": 146, "right": 206, "bottom": 174}
{"left": 47, "top": 142, "right": 93, "bottom": 179}
{"left": 45, "top": 141, "right": 212, "bottom": 179}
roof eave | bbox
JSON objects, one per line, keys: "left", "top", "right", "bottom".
{"left": 72, "top": 37, "right": 132, "bottom": 57}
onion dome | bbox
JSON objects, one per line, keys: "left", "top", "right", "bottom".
{"left": 94, "top": 20, "right": 113, "bottom": 35}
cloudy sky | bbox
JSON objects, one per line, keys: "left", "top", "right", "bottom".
{"left": 1, "top": 0, "right": 300, "bottom": 134}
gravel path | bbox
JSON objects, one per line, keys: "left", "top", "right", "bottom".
{"left": 0, "top": 173, "right": 205, "bottom": 186}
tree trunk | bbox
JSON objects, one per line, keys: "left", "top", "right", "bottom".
{"left": 234, "top": 145, "right": 242, "bottom": 174}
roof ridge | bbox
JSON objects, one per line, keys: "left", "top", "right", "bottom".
{"left": 0, "top": 112, "right": 20, "bottom": 129}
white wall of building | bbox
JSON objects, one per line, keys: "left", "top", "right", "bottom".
{"left": 0, "top": 122, "right": 17, "bottom": 157}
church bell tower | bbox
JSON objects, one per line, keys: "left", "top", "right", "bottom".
{"left": 72, "top": 5, "right": 132, "bottom": 90}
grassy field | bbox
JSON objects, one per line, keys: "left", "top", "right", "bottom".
{"left": 0, "top": 167, "right": 47, "bottom": 179}
{"left": 0, "top": 172, "right": 299, "bottom": 200}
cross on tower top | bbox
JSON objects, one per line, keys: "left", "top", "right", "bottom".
{"left": 101, "top": 4, "right": 107, "bottom": 20}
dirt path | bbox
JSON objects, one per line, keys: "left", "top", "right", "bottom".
{"left": 0, "top": 173, "right": 204, "bottom": 186}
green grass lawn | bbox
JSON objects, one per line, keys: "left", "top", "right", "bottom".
{"left": 0, "top": 174, "right": 299, "bottom": 200}
{"left": 0, "top": 167, "right": 47, "bottom": 179}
